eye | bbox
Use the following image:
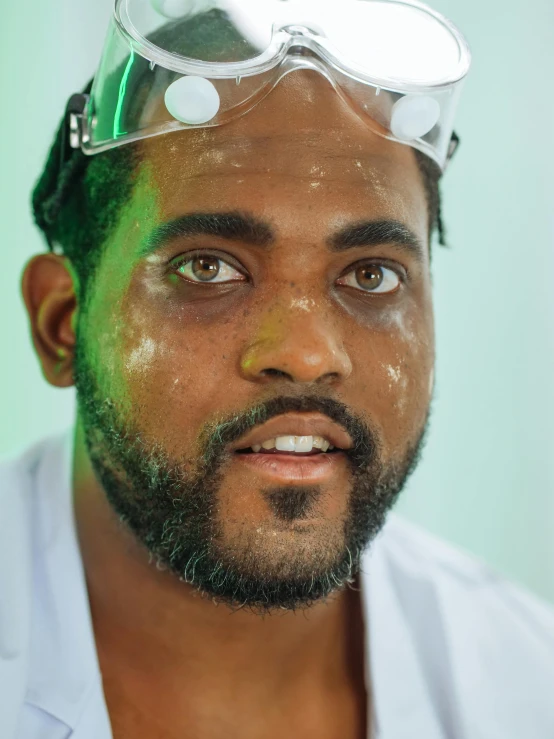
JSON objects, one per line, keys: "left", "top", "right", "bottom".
{"left": 337, "top": 263, "right": 401, "bottom": 294}
{"left": 173, "top": 253, "right": 246, "bottom": 284}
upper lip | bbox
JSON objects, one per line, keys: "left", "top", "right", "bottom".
{"left": 231, "top": 413, "right": 353, "bottom": 452}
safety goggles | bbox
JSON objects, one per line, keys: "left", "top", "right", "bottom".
{"left": 65, "top": 0, "right": 471, "bottom": 171}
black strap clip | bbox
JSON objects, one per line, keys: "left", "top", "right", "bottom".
{"left": 59, "top": 93, "right": 89, "bottom": 175}
{"left": 446, "top": 131, "right": 461, "bottom": 169}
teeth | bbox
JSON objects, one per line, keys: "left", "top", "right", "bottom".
{"left": 250, "top": 435, "right": 333, "bottom": 453}
{"left": 294, "top": 436, "right": 313, "bottom": 453}
{"left": 275, "top": 436, "right": 296, "bottom": 452}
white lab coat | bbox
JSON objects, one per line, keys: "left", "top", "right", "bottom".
{"left": 1, "top": 432, "right": 553, "bottom": 738}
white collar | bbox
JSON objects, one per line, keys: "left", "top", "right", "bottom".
{"left": 24, "top": 431, "right": 105, "bottom": 733}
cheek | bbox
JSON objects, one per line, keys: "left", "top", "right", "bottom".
{"left": 391, "top": 308, "right": 434, "bottom": 406}
{"left": 104, "top": 298, "right": 243, "bottom": 455}
{"left": 352, "top": 307, "right": 434, "bottom": 452}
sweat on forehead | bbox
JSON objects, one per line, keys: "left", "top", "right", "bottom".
{"left": 142, "top": 70, "right": 421, "bottom": 177}
{"left": 136, "top": 71, "right": 428, "bottom": 235}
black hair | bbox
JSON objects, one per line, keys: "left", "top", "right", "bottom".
{"left": 32, "top": 12, "right": 447, "bottom": 299}
{"left": 32, "top": 108, "right": 140, "bottom": 304}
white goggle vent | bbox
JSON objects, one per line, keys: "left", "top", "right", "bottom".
{"left": 390, "top": 95, "right": 441, "bottom": 142}
{"left": 151, "top": 0, "right": 212, "bottom": 19}
{"left": 165, "top": 76, "right": 222, "bottom": 125}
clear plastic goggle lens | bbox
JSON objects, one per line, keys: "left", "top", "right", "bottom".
{"left": 75, "top": 0, "right": 470, "bottom": 171}
{"left": 130, "top": 0, "right": 465, "bottom": 84}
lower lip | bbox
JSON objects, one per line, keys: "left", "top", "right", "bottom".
{"left": 234, "top": 452, "right": 346, "bottom": 482}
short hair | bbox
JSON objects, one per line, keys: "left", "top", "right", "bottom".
{"left": 32, "top": 11, "right": 446, "bottom": 300}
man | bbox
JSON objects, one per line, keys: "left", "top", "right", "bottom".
{"left": 2, "top": 2, "right": 553, "bottom": 738}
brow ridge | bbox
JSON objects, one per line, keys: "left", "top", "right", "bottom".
{"left": 141, "top": 212, "right": 275, "bottom": 256}
{"left": 330, "top": 219, "right": 425, "bottom": 261}
{"left": 141, "top": 212, "right": 424, "bottom": 261}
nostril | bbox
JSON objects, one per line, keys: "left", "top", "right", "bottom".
{"left": 318, "top": 372, "right": 341, "bottom": 385}
{"left": 262, "top": 369, "right": 291, "bottom": 379}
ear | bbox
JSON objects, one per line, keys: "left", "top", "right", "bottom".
{"left": 21, "top": 253, "right": 78, "bottom": 388}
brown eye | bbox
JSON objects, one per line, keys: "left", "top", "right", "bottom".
{"left": 356, "top": 265, "right": 383, "bottom": 290}
{"left": 175, "top": 254, "right": 246, "bottom": 284}
{"left": 338, "top": 263, "right": 401, "bottom": 294}
{"left": 192, "top": 256, "right": 220, "bottom": 282}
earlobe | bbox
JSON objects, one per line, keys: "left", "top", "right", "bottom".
{"left": 21, "top": 253, "right": 79, "bottom": 388}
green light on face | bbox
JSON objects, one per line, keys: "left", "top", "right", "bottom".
{"left": 113, "top": 51, "right": 135, "bottom": 139}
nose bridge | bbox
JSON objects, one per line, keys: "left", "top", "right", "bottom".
{"left": 240, "top": 290, "right": 353, "bottom": 384}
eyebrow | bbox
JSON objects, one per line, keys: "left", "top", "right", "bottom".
{"left": 140, "top": 211, "right": 425, "bottom": 262}
{"left": 139, "top": 212, "right": 275, "bottom": 257}
{"left": 329, "top": 220, "right": 425, "bottom": 262}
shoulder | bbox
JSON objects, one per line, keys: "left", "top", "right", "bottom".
{"left": 368, "top": 515, "right": 554, "bottom": 736}
{"left": 0, "top": 435, "right": 67, "bottom": 635}
{"left": 0, "top": 433, "right": 73, "bottom": 591}
{"left": 0, "top": 435, "right": 70, "bottom": 737}
{"left": 0, "top": 436, "right": 57, "bottom": 542}
{"left": 0, "top": 437, "right": 49, "bottom": 561}
{"left": 0, "top": 437, "right": 52, "bottom": 497}
{"left": 378, "top": 514, "right": 554, "bottom": 640}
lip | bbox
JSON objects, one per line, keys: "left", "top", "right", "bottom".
{"left": 234, "top": 449, "right": 346, "bottom": 483}
{"left": 231, "top": 413, "right": 353, "bottom": 453}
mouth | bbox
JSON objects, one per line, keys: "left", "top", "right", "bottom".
{"left": 234, "top": 443, "right": 346, "bottom": 483}
{"left": 235, "top": 435, "right": 342, "bottom": 460}
{"left": 231, "top": 414, "right": 352, "bottom": 451}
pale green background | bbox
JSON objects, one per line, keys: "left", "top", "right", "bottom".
{"left": 1, "top": 1, "right": 553, "bottom": 602}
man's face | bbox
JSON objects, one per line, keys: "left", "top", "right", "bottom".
{"left": 75, "top": 71, "right": 435, "bottom": 611}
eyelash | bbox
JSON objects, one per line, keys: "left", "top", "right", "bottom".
{"left": 171, "top": 251, "right": 406, "bottom": 294}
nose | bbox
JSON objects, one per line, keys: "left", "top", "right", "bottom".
{"left": 240, "top": 300, "right": 353, "bottom": 386}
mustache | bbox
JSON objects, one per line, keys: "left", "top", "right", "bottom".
{"left": 199, "top": 393, "right": 380, "bottom": 474}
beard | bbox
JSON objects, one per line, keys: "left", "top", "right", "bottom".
{"left": 74, "top": 329, "right": 431, "bottom": 614}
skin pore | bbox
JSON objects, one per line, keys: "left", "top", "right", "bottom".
{"left": 22, "top": 71, "right": 435, "bottom": 739}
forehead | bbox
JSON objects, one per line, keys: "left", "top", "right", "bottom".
{"left": 119, "top": 71, "right": 428, "bottom": 256}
